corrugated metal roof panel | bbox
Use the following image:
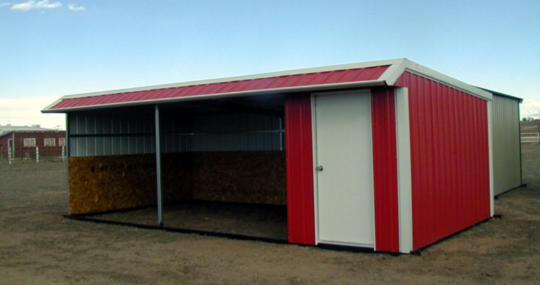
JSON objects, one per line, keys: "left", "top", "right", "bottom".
{"left": 49, "top": 65, "right": 389, "bottom": 111}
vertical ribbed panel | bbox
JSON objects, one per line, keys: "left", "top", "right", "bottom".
{"left": 396, "top": 72, "right": 491, "bottom": 250}
{"left": 285, "top": 94, "right": 316, "bottom": 245}
{"left": 371, "top": 88, "right": 399, "bottom": 252}
{"left": 68, "top": 110, "right": 283, "bottom": 157}
{"left": 160, "top": 114, "right": 193, "bottom": 153}
{"left": 192, "top": 113, "right": 281, "bottom": 151}
{"left": 492, "top": 95, "right": 521, "bottom": 195}
{"left": 68, "top": 111, "right": 155, "bottom": 157}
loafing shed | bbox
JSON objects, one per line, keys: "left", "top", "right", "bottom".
{"left": 44, "top": 58, "right": 502, "bottom": 254}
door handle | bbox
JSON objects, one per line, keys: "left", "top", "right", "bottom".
{"left": 316, "top": 165, "right": 324, "bottom": 171}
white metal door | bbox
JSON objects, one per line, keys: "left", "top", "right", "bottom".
{"left": 314, "top": 90, "right": 374, "bottom": 247}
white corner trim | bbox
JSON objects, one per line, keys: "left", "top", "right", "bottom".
{"left": 395, "top": 87, "right": 413, "bottom": 253}
{"left": 379, "top": 59, "right": 408, "bottom": 85}
{"left": 487, "top": 100, "right": 495, "bottom": 216}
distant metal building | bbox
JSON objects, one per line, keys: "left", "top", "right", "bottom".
{"left": 43, "top": 58, "right": 497, "bottom": 253}
{"left": 479, "top": 88, "right": 524, "bottom": 196}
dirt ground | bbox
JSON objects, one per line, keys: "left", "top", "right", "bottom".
{"left": 90, "top": 202, "right": 288, "bottom": 240}
{"left": 0, "top": 144, "right": 538, "bottom": 285}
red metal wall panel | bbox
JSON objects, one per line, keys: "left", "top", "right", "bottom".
{"left": 396, "top": 72, "right": 491, "bottom": 250}
{"left": 50, "top": 66, "right": 389, "bottom": 110}
{"left": 371, "top": 88, "right": 400, "bottom": 252}
{"left": 284, "top": 94, "right": 316, "bottom": 245}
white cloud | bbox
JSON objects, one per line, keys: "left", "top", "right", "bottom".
{"left": 0, "top": 2, "right": 11, "bottom": 8}
{"left": 0, "top": 97, "right": 65, "bottom": 130}
{"left": 521, "top": 99, "right": 540, "bottom": 119}
{"left": 67, "top": 3, "right": 83, "bottom": 11}
{"left": 11, "top": 0, "right": 62, "bottom": 11}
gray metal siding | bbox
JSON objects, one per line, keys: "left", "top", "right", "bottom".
{"left": 161, "top": 115, "right": 193, "bottom": 153}
{"left": 192, "top": 113, "right": 282, "bottom": 151}
{"left": 492, "top": 95, "right": 522, "bottom": 195}
{"left": 69, "top": 111, "right": 155, "bottom": 157}
{"left": 68, "top": 110, "right": 283, "bottom": 157}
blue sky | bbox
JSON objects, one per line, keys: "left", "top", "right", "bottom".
{"left": 1, "top": 0, "right": 539, "bottom": 128}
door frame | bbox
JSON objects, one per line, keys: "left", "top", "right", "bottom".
{"left": 311, "top": 89, "right": 376, "bottom": 248}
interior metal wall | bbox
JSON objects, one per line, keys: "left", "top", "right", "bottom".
{"left": 492, "top": 95, "right": 522, "bottom": 195}
{"left": 68, "top": 110, "right": 283, "bottom": 157}
{"left": 69, "top": 111, "right": 155, "bottom": 157}
{"left": 160, "top": 114, "right": 193, "bottom": 153}
{"left": 192, "top": 113, "right": 282, "bottom": 151}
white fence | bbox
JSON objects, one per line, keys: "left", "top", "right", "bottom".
{"left": 3, "top": 145, "right": 66, "bottom": 164}
{"left": 521, "top": 132, "right": 540, "bottom": 143}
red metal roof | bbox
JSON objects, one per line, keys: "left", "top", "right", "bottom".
{"left": 49, "top": 66, "right": 389, "bottom": 110}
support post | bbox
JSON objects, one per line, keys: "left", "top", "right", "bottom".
{"left": 279, "top": 118, "right": 284, "bottom": 151}
{"left": 36, "top": 146, "right": 39, "bottom": 163}
{"left": 65, "top": 114, "right": 70, "bottom": 215}
{"left": 154, "top": 104, "right": 163, "bottom": 226}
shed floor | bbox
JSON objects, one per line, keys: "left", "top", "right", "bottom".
{"left": 88, "top": 201, "right": 288, "bottom": 240}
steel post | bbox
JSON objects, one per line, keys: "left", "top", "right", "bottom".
{"left": 154, "top": 104, "right": 163, "bottom": 226}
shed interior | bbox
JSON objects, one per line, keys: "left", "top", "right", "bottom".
{"left": 68, "top": 94, "right": 289, "bottom": 240}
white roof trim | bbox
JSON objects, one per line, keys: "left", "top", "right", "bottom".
{"left": 55, "top": 59, "right": 403, "bottom": 100}
{"left": 398, "top": 59, "right": 492, "bottom": 101}
{"left": 42, "top": 58, "right": 493, "bottom": 113}
{"left": 42, "top": 98, "right": 64, "bottom": 113}
{"left": 378, "top": 59, "right": 408, "bottom": 85}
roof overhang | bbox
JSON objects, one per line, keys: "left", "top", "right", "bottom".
{"left": 43, "top": 79, "right": 388, "bottom": 113}
{"left": 383, "top": 59, "right": 493, "bottom": 101}
{"left": 476, "top": 87, "right": 523, "bottom": 103}
{"left": 42, "top": 58, "right": 492, "bottom": 113}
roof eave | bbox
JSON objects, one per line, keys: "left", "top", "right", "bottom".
{"left": 0, "top": 131, "right": 14, "bottom": 138}
{"left": 386, "top": 59, "right": 493, "bottom": 101}
{"left": 51, "top": 59, "right": 404, "bottom": 101}
{"left": 42, "top": 79, "right": 387, "bottom": 113}
{"left": 476, "top": 87, "right": 523, "bottom": 103}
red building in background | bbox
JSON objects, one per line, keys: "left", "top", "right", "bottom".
{"left": 0, "top": 124, "right": 66, "bottom": 160}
